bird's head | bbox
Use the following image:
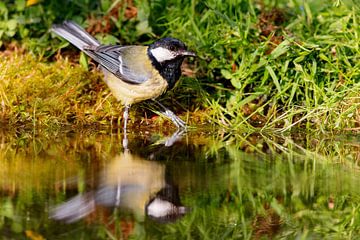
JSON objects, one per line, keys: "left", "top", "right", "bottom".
{"left": 148, "top": 37, "right": 196, "bottom": 64}
{"left": 148, "top": 37, "right": 196, "bottom": 89}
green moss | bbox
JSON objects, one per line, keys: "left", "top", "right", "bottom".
{"left": 0, "top": 53, "right": 205, "bottom": 130}
{"left": 0, "top": 53, "right": 125, "bottom": 129}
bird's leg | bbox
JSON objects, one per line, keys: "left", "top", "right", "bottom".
{"left": 123, "top": 105, "right": 130, "bottom": 130}
{"left": 163, "top": 129, "right": 186, "bottom": 147}
{"left": 152, "top": 99, "right": 186, "bottom": 129}
{"left": 122, "top": 131, "right": 128, "bottom": 150}
{"left": 122, "top": 105, "right": 130, "bottom": 150}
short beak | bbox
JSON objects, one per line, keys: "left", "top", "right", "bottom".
{"left": 180, "top": 50, "right": 196, "bottom": 57}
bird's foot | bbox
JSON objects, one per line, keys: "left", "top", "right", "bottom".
{"left": 164, "top": 109, "right": 186, "bottom": 129}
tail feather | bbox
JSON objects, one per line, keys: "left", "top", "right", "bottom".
{"left": 51, "top": 20, "right": 100, "bottom": 50}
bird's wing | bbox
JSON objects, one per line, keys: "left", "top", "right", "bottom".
{"left": 84, "top": 45, "right": 153, "bottom": 84}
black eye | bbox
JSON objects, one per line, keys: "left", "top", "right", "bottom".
{"left": 169, "top": 45, "right": 176, "bottom": 51}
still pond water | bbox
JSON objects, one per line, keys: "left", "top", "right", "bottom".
{"left": 0, "top": 129, "right": 360, "bottom": 239}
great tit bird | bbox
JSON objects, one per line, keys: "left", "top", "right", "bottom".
{"left": 51, "top": 21, "right": 195, "bottom": 129}
{"left": 50, "top": 152, "right": 188, "bottom": 223}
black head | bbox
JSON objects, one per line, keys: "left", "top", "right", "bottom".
{"left": 148, "top": 37, "right": 196, "bottom": 63}
{"left": 148, "top": 38, "right": 196, "bottom": 89}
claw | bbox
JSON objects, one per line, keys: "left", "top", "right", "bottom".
{"left": 152, "top": 99, "right": 187, "bottom": 129}
{"left": 165, "top": 110, "right": 186, "bottom": 129}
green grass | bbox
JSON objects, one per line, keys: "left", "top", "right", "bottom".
{"left": 159, "top": 0, "right": 360, "bottom": 132}
{"left": 0, "top": 0, "right": 359, "bottom": 131}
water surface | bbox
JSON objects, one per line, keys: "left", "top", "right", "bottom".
{"left": 0, "top": 129, "right": 360, "bottom": 239}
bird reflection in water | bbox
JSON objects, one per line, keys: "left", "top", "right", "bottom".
{"left": 50, "top": 134, "right": 188, "bottom": 224}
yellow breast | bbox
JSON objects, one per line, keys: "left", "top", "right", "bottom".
{"left": 103, "top": 69, "right": 168, "bottom": 105}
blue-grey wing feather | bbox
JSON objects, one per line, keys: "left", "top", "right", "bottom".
{"left": 84, "top": 45, "right": 151, "bottom": 84}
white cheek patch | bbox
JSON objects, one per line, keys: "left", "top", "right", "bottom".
{"left": 147, "top": 198, "right": 174, "bottom": 218}
{"left": 150, "top": 47, "right": 176, "bottom": 63}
